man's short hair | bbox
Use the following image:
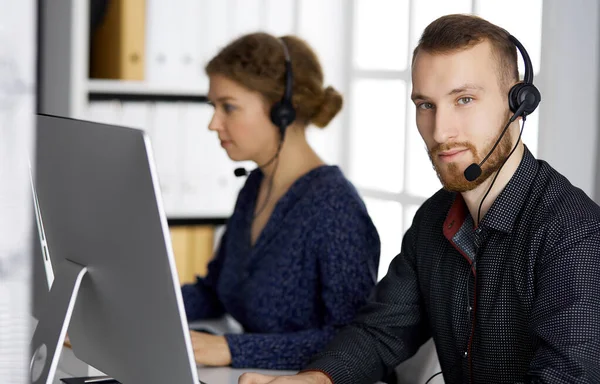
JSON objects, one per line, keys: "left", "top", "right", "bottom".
{"left": 412, "top": 14, "right": 519, "bottom": 92}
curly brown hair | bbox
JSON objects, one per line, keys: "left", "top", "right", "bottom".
{"left": 412, "top": 14, "right": 519, "bottom": 92}
{"left": 205, "top": 32, "right": 343, "bottom": 128}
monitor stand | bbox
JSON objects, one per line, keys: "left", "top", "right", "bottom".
{"left": 30, "top": 258, "right": 88, "bottom": 384}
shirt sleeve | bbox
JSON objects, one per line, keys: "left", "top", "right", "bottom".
{"left": 526, "top": 219, "right": 600, "bottom": 383}
{"left": 225, "top": 200, "right": 381, "bottom": 370}
{"left": 225, "top": 328, "right": 337, "bottom": 370}
{"left": 302, "top": 220, "right": 432, "bottom": 384}
{"left": 180, "top": 230, "right": 227, "bottom": 321}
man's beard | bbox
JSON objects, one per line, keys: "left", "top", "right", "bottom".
{"left": 428, "top": 123, "right": 513, "bottom": 193}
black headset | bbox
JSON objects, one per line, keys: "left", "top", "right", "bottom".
{"left": 269, "top": 38, "right": 296, "bottom": 140}
{"left": 507, "top": 34, "right": 541, "bottom": 118}
{"left": 233, "top": 38, "right": 296, "bottom": 178}
{"left": 463, "top": 34, "right": 542, "bottom": 183}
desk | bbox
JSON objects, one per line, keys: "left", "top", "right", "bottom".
{"left": 197, "top": 367, "right": 296, "bottom": 384}
{"left": 56, "top": 347, "right": 393, "bottom": 384}
{"left": 55, "top": 315, "right": 292, "bottom": 383}
{"left": 56, "top": 347, "right": 296, "bottom": 384}
{"left": 54, "top": 316, "right": 396, "bottom": 384}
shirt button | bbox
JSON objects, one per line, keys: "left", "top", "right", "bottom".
{"left": 463, "top": 351, "right": 468, "bottom": 358}
{"left": 475, "top": 227, "right": 482, "bottom": 235}
{"left": 468, "top": 306, "right": 472, "bottom": 312}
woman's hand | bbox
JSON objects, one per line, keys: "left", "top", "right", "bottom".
{"left": 189, "top": 331, "right": 232, "bottom": 366}
{"left": 63, "top": 333, "right": 72, "bottom": 349}
{"left": 238, "top": 372, "right": 331, "bottom": 384}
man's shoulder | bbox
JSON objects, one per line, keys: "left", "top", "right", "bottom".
{"left": 522, "top": 160, "right": 600, "bottom": 267}
{"left": 411, "top": 188, "right": 456, "bottom": 227}
{"left": 422, "top": 188, "right": 456, "bottom": 212}
{"left": 522, "top": 160, "right": 600, "bottom": 249}
{"left": 533, "top": 160, "right": 600, "bottom": 222}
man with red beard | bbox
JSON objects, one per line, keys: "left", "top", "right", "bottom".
{"left": 239, "top": 14, "right": 600, "bottom": 384}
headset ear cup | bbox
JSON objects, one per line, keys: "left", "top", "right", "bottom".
{"left": 508, "top": 83, "right": 541, "bottom": 116}
{"left": 270, "top": 100, "right": 297, "bottom": 137}
{"left": 508, "top": 83, "right": 525, "bottom": 114}
{"left": 270, "top": 102, "right": 282, "bottom": 128}
{"left": 519, "top": 84, "right": 541, "bottom": 115}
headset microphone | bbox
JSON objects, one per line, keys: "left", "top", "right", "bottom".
{"left": 234, "top": 167, "right": 248, "bottom": 177}
{"left": 463, "top": 101, "right": 529, "bottom": 182}
{"left": 463, "top": 163, "right": 482, "bottom": 183}
{"left": 233, "top": 145, "right": 281, "bottom": 177}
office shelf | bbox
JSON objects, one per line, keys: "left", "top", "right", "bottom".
{"left": 87, "top": 79, "right": 209, "bottom": 102}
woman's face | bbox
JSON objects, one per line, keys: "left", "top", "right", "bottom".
{"left": 207, "top": 74, "right": 278, "bottom": 163}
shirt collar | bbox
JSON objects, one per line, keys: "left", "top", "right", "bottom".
{"left": 443, "top": 146, "right": 539, "bottom": 235}
{"left": 481, "top": 146, "right": 539, "bottom": 233}
{"left": 443, "top": 193, "right": 467, "bottom": 240}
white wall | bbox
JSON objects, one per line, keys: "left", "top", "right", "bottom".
{"left": 538, "top": 0, "right": 600, "bottom": 202}
{"left": 0, "top": 0, "right": 36, "bottom": 381}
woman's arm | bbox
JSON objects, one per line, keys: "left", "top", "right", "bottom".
{"left": 181, "top": 230, "right": 228, "bottom": 321}
{"left": 225, "top": 201, "right": 381, "bottom": 369}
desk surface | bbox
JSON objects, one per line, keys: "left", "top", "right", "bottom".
{"left": 198, "top": 366, "right": 296, "bottom": 384}
{"left": 54, "top": 316, "right": 385, "bottom": 384}
{"left": 56, "top": 317, "right": 294, "bottom": 384}
{"left": 57, "top": 347, "right": 296, "bottom": 384}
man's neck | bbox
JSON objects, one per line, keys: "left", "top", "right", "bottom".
{"left": 462, "top": 142, "right": 525, "bottom": 226}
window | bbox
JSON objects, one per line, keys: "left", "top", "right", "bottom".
{"left": 349, "top": 79, "right": 407, "bottom": 194}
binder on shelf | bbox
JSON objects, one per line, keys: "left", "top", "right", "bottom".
{"left": 89, "top": 0, "right": 146, "bottom": 81}
{"left": 202, "top": 0, "right": 230, "bottom": 66}
{"left": 174, "top": 0, "right": 203, "bottom": 86}
{"left": 150, "top": 102, "right": 184, "bottom": 215}
{"left": 145, "top": 0, "right": 172, "bottom": 83}
{"left": 181, "top": 103, "right": 244, "bottom": 219}
{"left": 170, "top": 225, "right": 215, "bottom": 284}
{"left": 119, "top": 101, "right": 152, "bottom": 132}
{"left": 85, "top": 100, "right": 122, "bottom": 126}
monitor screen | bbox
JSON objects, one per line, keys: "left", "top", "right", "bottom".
{"left": 31, "top": 114, "right": 199, "bottom": 383}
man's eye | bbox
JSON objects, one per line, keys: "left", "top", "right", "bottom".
{"left": 458, "top": 97, "right": 473, "bottom": 105}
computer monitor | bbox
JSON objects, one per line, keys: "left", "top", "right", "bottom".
{"left": 30, "top": 114, "right": 200, "bottom": 383}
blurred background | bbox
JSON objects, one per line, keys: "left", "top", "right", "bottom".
{"left": 2, "top": 0, "right": 600, "bottom": 381}
{"left": 1, "top": 0, "right": 36, "bottom": 382}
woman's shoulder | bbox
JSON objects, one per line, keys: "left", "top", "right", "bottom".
{"left": 303, "top": 166, "right": 380, "bottom": 255}
{"left": 304, "top": 165, "right": 365, "bottom": 208}
{"left": 292, "top": 166, "right": 374, "bottom": 233}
